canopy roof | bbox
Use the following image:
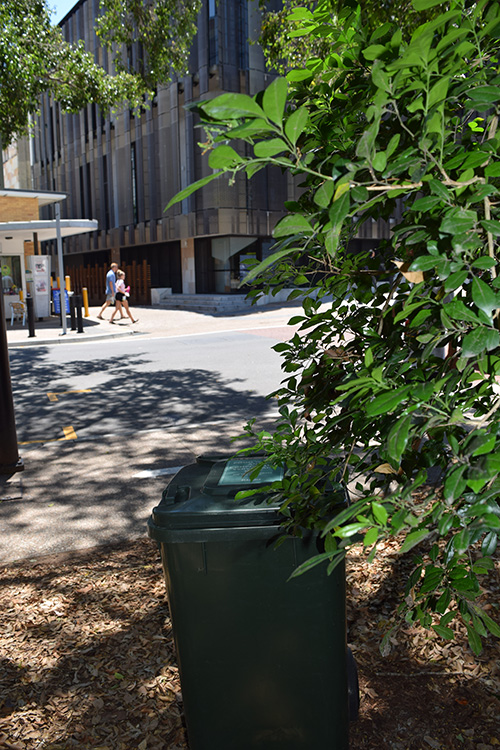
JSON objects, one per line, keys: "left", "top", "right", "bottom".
{"left": 0, "top": 220, "right": 98, "bottom": 243}
{"left": 0, "top": 188, "right": 68, "bottom": 208}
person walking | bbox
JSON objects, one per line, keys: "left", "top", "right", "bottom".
{"left": 110, "top": 270, "right": 138, "bottom": 324}
{"left": 97, "top": 263, "right": 125, "bottom": 320}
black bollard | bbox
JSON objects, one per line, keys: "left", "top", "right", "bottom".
{"left": 75, "top": 295, "right": 84, "bottom": 333}
{"left": 0, "top": 273, "right": 24, "bottom": 474}
{"left": 26, "top": 295, "right": 36, "bottom": 338}
{"left": 69, "top": 295, "right": 77, "bottom": 331}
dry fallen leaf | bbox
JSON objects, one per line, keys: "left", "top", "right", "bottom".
{"left": 393, "top": 259, "right": 425, "bottom": 284}
{"left": 0, "top": 538, "right": 498, "bottom": 750}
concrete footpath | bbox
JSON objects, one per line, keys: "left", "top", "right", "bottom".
{"left": 1, "top": 302, "right": 303, "bottom": 565}
{"left": 6, "top": 301, "right": 303, "bottom": 347}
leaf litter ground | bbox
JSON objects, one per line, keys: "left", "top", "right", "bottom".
{"left": 0, "top": 538, "right": 498, "bottom": 750}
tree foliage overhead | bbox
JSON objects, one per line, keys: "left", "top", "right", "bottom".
{"left": 0, "top": 0, "right": 201, "bottom": 146}
{"left": 169, "top": 0, "right": 500, "bottom": 654}
{"left": 258, "top": 0, "right": 444, "bottom": 74}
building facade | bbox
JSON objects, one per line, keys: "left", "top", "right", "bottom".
{"left": 30, "top": 0, "right": 290, "bottom": 299}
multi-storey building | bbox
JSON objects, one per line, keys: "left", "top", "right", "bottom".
{"left": 30, "top": 0, "right": 290, "bottom": 303}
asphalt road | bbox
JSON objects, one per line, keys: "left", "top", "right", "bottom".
{"left": 1, "top": 308, "right": 302, "bottom": 563}
{"left": 9, "top": 328, "right": 286, "bottom": 445}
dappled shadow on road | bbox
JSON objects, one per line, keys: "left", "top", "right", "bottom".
{"left": 8, "top": 347, "right": 274, "bottom": 442}
{"left": 1, "top": 346, "right": 277, "bottom": 561}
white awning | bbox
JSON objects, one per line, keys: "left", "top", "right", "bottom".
{"left": 0, "top": 189, "right": 68, "bottom": 207}
{"left": 0, "top": 220, "right": 98, "bottom": 242}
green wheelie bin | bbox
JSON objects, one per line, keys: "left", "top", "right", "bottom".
{"left": 147, "top": 455, "right": 357, "bottom": 750}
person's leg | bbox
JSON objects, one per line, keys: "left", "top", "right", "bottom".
{"left": 122, "top": 300, "right": 138, "bottom": 323}
{"left": 122, "top": 300, "right": 134, "bottom": 321}
{"left": 97, "top": 299, "right": 110, "bottom": 318}
{"left": 110, "top": 300, "right": 121, "bottom": 322}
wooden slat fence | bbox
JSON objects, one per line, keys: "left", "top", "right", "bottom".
{"left": 70, "top": 260, "right": 151, "bottom": 306}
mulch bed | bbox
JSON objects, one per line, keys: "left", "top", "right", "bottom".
{"left": 0, "top": 538, "right": 499, "bottom": 750}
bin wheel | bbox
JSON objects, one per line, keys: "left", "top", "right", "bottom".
{"left": 347, "top": 647, "right": 360, "bottom": 722}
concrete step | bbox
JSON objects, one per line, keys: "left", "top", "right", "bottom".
{"left": 154, "top": 294, "right": 254, "bottom": 314}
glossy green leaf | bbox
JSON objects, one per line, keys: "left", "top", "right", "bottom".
{"left": 363, "top": 527, "right": 378, "bottom": 547}
{"left": 387, "top": 414, "right": 412, "bottom": 462}
{"left": 373, "top": 151, "right": 387, "bottom": 171}
{"left": 314, "top": 181, "right": 334, "bottom": 208}
{"left": 408, "top": 255, "right": 439, "bottom": 272}
{"left": 386, "top": 133, "right": 401, "bottom": 158}
{"left": 201, "top": 93, "right": 264, "bottom": 120}
{"left": 399, "top": 528, "right": 431, "bottom": 554}
{"left": 481, "top": 220, "right": 500, "bottom": 236}
{"left": 239, "top": 246, "right": 301, "bottom": 284}
{"left": 444, "top": 465, "right": 467, "bottom": 502}
{"left": 273, "top": 214, "right": 314, "bottom": 237}
{"left": 208, "top": 145, "right": 243, "bottom": 169}
{"left": 440, "top": 209, "right": 477, "bottom": 235}
{"left": 363, "top": 44, "right": 387, "bottom": 60}
{"left": 471, "top": 257, "right": 496, "bottom": 270}
{"left": 482, "top": 531, "right": 498, "bottom": 556}
{"left": 467, "top": 85, "right": 500, "bottom": 107}
{"left": 480, "top": 611, "right": 500, "bottom": 638}
{"left": 429, "top": 179, "right": 452, "bottom": 201}
{"left": 412, "top": 196, "right": 441, "bottom": 211}
{"left": 444, "top": 299, "right": 482, "bottom": 324}
{"left": 444, "top": 270, "right": 468, "bottom": 292}
{"left": 472, "top": 276, "right": 497, "bottom": 316}
{"left": 412, "top": 0, "right": 446, "bottom": 8}
{"left": 165, "top": 172, "right": 220, "bottom": 209}
{"left": 466, "top": 625, "right": 483, "bottom": 656}
{"left": 289, "top": 550, "right": 342, "bottom": 579}
{"left": 484, "top": 163, "right": 500, "bottom": 177}
{"left": 286, "top": 69, "right": 313, "bottom": 82}
{"left": 428, "top": 76, "right": 449, "bottom": 108}
{"left": 254, "top": 138, "right": 289, "bottom": 157}
{"left": 336, "top": 522, "right": 368, "bottom": 539}
{"left": 262, "top": 77, "right": 288, "bottom": 125}
{"left": 366, "top": 388, "right": 409, "bottom": 417}
{"left": 462, "top": 327, "right": 500, "bottom": 357}
{"left": 465, "top": 431, "right": 496, "bottom": 457}
{"left": 432, "top": 624, "right": 455, "bottom": 639}
{"left": 328, "top": 190, "right": 350, "bottom": 228}
{"left": 453, "top": 528, "right": 472, "bottom": 555}
{"left": 371, "top": 501, "right": 389, "bottom": 525}
{"left": 225, "top": 119, "right": 277, "bottom": 140}
{"left": 285, "top": 107, "right": 309, "bottom": 145}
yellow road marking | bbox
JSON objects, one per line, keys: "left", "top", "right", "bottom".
{"left": 62, "top": 425, "right": 77, "bottom": 440}
{"left": 19, "top": 425, "right": 78, "bottom": 446}
{"left": 47, "top": 389, "right": 91, "bottom": 402}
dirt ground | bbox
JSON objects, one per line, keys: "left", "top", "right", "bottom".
{"left": 0, "top": 537, "right": 498, "bottom": 750}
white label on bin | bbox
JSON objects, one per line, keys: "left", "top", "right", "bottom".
{"left": 218, "top": 458, "right": 283, "bottom": 486}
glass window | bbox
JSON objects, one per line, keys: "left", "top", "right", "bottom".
{"left": 1, "top": 256, "right": 22, "bottom": 295}
{"left": 208, "top": 0, "right": 218, "bottom": 67}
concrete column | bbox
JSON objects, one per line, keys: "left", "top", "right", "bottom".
{"left": 181, "top": 237, "right": 196, "bottom": 294}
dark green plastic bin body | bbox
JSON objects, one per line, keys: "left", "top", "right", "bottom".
{"left": 147, "top": 456, "right": 349, "bottom": 750}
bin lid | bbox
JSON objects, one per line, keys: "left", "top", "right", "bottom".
{"left": 149, "top": 456, "right": 346, "bottom": 531}
{"left": 150, "top": 456, "right": 288, "bottom": 531}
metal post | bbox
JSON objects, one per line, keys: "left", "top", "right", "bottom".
{"left": 75, "top": 294, "right": 84, "bottom": 333}
{"left": 55, "top": 203, "right": 67, "bottom": 335}
{"left": 26, "top": 295, "right": 36, "bottom": 338}
{"left": 82, "top": 287, "right": 89, "bottom": 317}
{"left": 0, "top": 271, "right": 24, "bottom": 474}
{"left": 69, "top": 295, "right": 77, "bottom": 331}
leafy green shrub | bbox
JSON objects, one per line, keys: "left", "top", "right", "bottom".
{"left": 168, "top": 0, "right": 500, "bottom": 654}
